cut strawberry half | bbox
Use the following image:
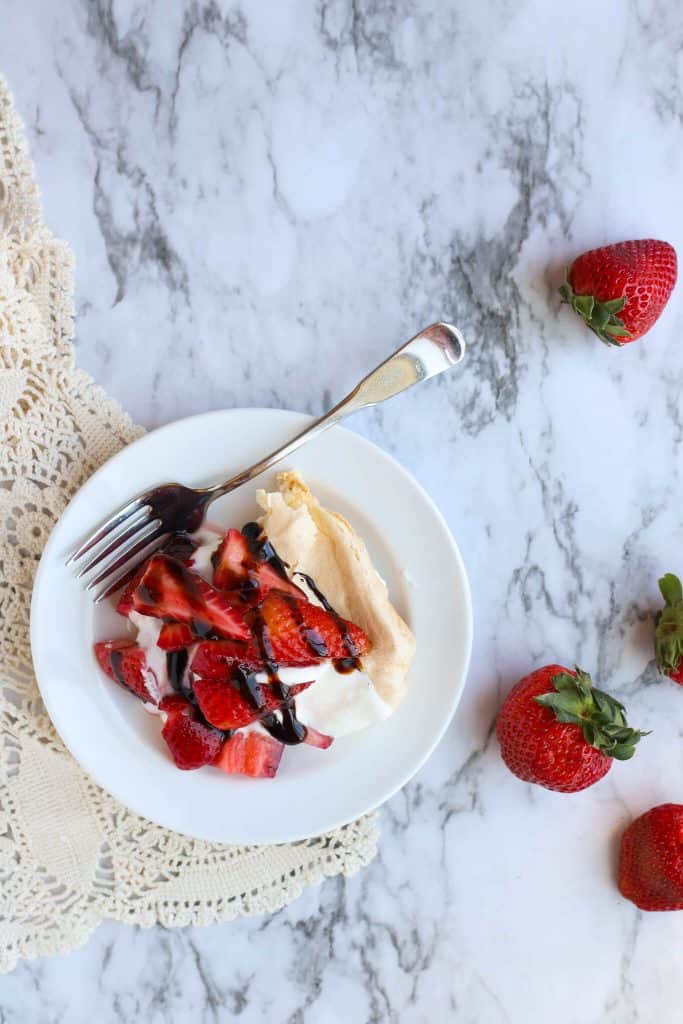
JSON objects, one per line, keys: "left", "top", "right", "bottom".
{"left": 94, "top": 640, "right": 160, "bottom": 703}
{"left": 254, "top": 561, "right": 306, "bottom": 600}
{"left": 157, "top": 622, "right": 194, "bottom": 651}
{"left": 193, "top": 675, "right": 312, "bottom": 730}
{"left": 213, "top": 730, "right": 284, "bottom": 778}
{"left": 254, "top": 592, "right": 371, "bottom": 665}
{"left": 132, "top": 554, "right": 250, "bottom": 641}
{"left": 159, "top": 694, "right": 224, "bottom": 770}
{"left": 115, "top": 561, "right": 148, "bottom": 617}
{"left": 212, "top": 528, "right": 305, "bottom": 600}
{"left": 212, "top": 529, "right": 250, "bottom": 589}
{"left": 191, "top": 639, "right": 266, "bottom": 679}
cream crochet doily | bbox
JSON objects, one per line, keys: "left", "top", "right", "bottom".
{"left": 0, "top": 77, "right": 377, "bottom": 972}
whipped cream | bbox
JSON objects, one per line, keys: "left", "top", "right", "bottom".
{"left": 128, "top": 611, "right": 176, "bottom": 703}
{"left": 187, "top": 528, "right": 222, "bottom": 581}
{"left": 251, "top": 663, "right": 391, "bottom": 737}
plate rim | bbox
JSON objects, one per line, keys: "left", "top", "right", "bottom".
{"left": 31, "top": 407, "right": 473, "bottom": 843}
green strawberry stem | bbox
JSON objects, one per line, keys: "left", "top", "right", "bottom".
{"left": 559, "top": 276, "right": 632, "bottom": 346}
{"left": 534, "top": 667, "right": 647, "bottom": 760}
{"left": 655, "top": 573, "right": 683, "bottom": 676}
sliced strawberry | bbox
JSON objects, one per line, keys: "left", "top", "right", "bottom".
{"left": 191, "top": 639, "right": 264, "bottom": 678}
{"left": 302, "top": 725, "right": 334, "bottom": 749}
{"left": 132, "top": 555, "right": 250, "bottom": 641}
{"left": 159, "top": 694, "right": 223, "bottom": 770}
{"left": 255, "top": 592, "right": 371, "bottom": 665}
{"left": 253, "top": 561, "right": 306, "bottom": 600}
{"left": 213, "top": 730, "right": 284, "bottom": 778}
{"left": 94, "top": 640, "right": 160, "bottom": 703}
{"left": 193, "top": 676, "right": 312, "bottom": 730}
{"left": 157, "top": 622, "right": 194, "bottom": 651}
{"left": 212, "top": 528, "right": 305, "bottom": 600}
{"left": 212, "top": 529, "right": 250, "bottom": 589}
{"left": 115, "top": 561, "right": 148, "bottom": 616}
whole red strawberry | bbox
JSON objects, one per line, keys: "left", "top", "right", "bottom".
{"left": 619, "top": 804, "right": 683, "bottom": 911}
{"left": 655, "top": 573, "right": 683, "bottom": 685}
{"left": 559, "top": 239, "right": 677, "bottom": 345}
{"left": 496, "top": 664, "right": 645, "bottom": 792}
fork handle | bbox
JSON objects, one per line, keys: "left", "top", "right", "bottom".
{"left": 205, "top": 322, "right": 466, "bottom": 500}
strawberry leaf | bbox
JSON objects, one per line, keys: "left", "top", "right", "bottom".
{"left": 659, "top": 573, "right": 683, "bottom": 607}
{"left": 655, "top": 572, "right": 683, "bottom": 676}
{"left": 558, "top": 277, "right": 633, "bottom": 346}
{"left": 604, "top": 324, "right": 631, "bottom": 338}
{"left": 533, "top": 666, "right": 646, "bottom": 760}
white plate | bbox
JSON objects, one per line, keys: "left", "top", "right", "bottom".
{"left": 31, "top": 409, "right": 472, "bottom": 844}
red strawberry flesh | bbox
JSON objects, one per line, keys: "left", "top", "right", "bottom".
{"left": 213, "top": 730, "right": 284, "bottom": 778}
{"left": 132, "top": 554, "right": 250, "bottom": 641}
{"left": 191, "top": 639, "right": 265, "bottom": 678}
{"left": 301, "top": 724, "right": 333, "bottom": 749}
{"left": 212, "top": 529, "right": 250, "bottom": 589}
{"left": 157, "top": 621, "right": 194, "bottom": 651}
{"left": 115, "top": 561, "right": 148, "bottom": 617}
{"left": 255, "top": 591, "right": 370, "bottom": 666}
{"left": 159, "top": 694, "right": 223, "bottom": 770}
{"left": 193, "top": 675, "right": 312, "bottom": 730}
{"left": 94, "top": 640, "right": 160, "bottom": 704}
{"left": 212, "top": 528, "right": 305, "bottom": 600}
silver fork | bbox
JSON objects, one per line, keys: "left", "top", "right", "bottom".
{"left": 68, "top": 322, "right": 466, "bottom": 602}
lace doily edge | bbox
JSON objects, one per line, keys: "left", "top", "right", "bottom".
{"left": 0, "top": 818, "right": 378, "bottom": 972}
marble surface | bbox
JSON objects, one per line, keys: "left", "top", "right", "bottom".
{"left": 3, "top": 0, "right": 683, "bottom": 1019}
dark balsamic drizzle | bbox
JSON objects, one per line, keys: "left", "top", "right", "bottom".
{"left": 248, "top": 608, "right": 307, "bottom": 745}
{"left": 167, "top": 649, "right": 190, "bottom": 697}
{"left": 138, "top": 555, "right": 204, "bottom": 608}
{"left": 242, "top": 521, "right": 290, "bottom": 578}
{"left": 279, "top": 592, "right": 329, "bottom": 658}
{"left": 162, "top": 532, "right": 199, "bottom": 562}
{"left": 166, "top": 649, "right": 233, "bottom": 738}
{"left": 109, "top": 650, "right": 126, "bottom": 688}
{"left": 295, "top": 571, "right": 362, "bottom": 673}
{"left": 333, "top": 657, "right": 360, "bottom": 674}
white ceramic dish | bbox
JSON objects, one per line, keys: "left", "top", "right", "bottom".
{"left": 31, "top": 408, "right": 472, "bottom": 844}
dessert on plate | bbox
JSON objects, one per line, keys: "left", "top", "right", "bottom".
{"left": 94, "top": 472, "right": 416, "bottom": 778}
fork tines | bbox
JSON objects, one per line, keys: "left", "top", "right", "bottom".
{"left": 67, "top": 499, "right": 167, "bottom": 602}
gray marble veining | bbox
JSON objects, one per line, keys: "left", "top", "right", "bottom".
{"left": 3, "top": 0, "right": 683, "bottom": 1020}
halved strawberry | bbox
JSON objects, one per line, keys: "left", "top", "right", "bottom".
{"left": 212, "top": 529, "right": 250, "bottom": 589}
{"left": 191, "top": 639, "right": 265, "bottom": 679}
{"left": 157, "top": 622, "right": 194, "bottom": 651}
{"left": 302, "top": 725, "right": 334, "bottom": 749}
{"left": 253, "top": 561, "right": 306, "bottom": 600}
{"left": 212, "top": 528, "right": 305, "bottom": 601}
{"left": 213, "top": 730, "right": 284, "bottom": 778}
{"left": 159, "top": 694, "right": 224, "bottom": 770}
{"left": 94, "top": 640, "right": 159, "bottom": 703}
{"left": 132, "top": 555, "right": 250, "bottom": 641}
{"left": 115, "top": 561, "right": 148, "bottom": 616}
{"left": 255, "top": 592, "right": 371, "bottom": 665}
{"left": 193, "top": 676, "right": 312, "bottom": 730}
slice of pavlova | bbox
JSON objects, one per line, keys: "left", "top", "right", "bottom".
{"left": 256, "top": 471, "right": 416, "bottom": 734}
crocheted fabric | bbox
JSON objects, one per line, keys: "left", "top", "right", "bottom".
{"left": 0, "top": 76, "right": 377, "bottom": 972}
